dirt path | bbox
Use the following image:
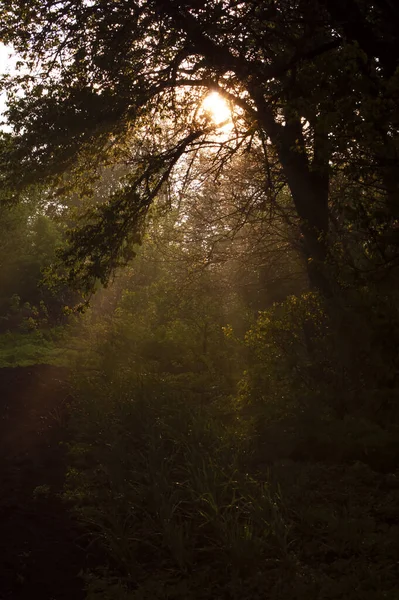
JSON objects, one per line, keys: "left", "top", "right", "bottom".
{"left": 0, "top": 365, "right": 91, "bottom": 600}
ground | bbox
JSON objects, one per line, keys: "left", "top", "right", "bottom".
{"left": 0, "top": 365, "right": 91, "bottom": 600}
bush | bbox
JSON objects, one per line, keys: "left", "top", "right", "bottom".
{"left": 64, "top": 289, "right": 399, "bottom": 599}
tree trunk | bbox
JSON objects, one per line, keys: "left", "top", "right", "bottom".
{"left": 249, "top": 87, "right": 331, "bottom": 293}
{"left": 280, "top": 126, "right": 330, "bottom": 290}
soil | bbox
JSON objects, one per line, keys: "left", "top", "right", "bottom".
{"left": 0, "top": 365, "right": 92, "bottom": 600}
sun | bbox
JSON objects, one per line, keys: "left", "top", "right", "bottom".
{"left": 201, "top": 92, "right": 231, "bottom": 126}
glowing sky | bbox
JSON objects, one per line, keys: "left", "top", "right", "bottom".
{"left": 0, "top": 43, "right": 233, "bottom": 135}
{"left": 0, "top": 44, "right": 17, "bottom": 118}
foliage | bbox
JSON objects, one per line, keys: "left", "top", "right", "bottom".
{"left": 238, "top": 289, "right": 399, "bottom": 468}
{"left": 66, "top": 307, "right": 399, "bottom": 600}
{"left": 0, "top": 199, "right": 78, "bottom": 326}
{"left": 0, "top": 1, "right": 399, "bottom": 598}
{"left": 241, "top": 292, "right": 330, "bottom": 418}
{"left": 57, "top": 234, "right": 399, "bottom": 599}
{"left": 1, "top": 0, "right": 398, "bottom": 292}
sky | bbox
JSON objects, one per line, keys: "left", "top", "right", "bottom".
{"left": 0, "top": 43, "right": 17, "bottom": 119}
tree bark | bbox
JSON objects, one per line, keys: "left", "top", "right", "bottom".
{"left": 250, "top": 88, "right": 331, "bottom": 293}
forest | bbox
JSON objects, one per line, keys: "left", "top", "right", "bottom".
{"left": 0, "top": 1, "right": 398, "bottom": 598}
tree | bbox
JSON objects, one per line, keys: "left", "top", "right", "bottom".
{"left": 1, "top": 0, "right": 398, "bottom": 295}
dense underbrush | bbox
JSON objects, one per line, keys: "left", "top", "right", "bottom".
{"left": 65, "top": 290, "right": 399, "bottom": 599}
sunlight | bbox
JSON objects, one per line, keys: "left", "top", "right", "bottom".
{"left": 0, "top": 43, "right": 18, "bottom": 130}
{"left": 201, "top": 92, "right": 231, "bottom": 127}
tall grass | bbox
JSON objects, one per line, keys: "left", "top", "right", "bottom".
{"left": 66, "top": 368, "right": 399, "bottom": 600}
{"left": 66, "top": 371, "right": 295, "bottom": 599}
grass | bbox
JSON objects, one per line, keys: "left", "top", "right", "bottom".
{"left": 0, "top": 328, "right": 78, "bottom": 367}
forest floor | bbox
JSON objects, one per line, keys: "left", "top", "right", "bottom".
{"left": 1, "top": 364, "right": 399, "bottom": 600}
{"left": 0, "top": 365, "right": 92, "bottom": 600}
